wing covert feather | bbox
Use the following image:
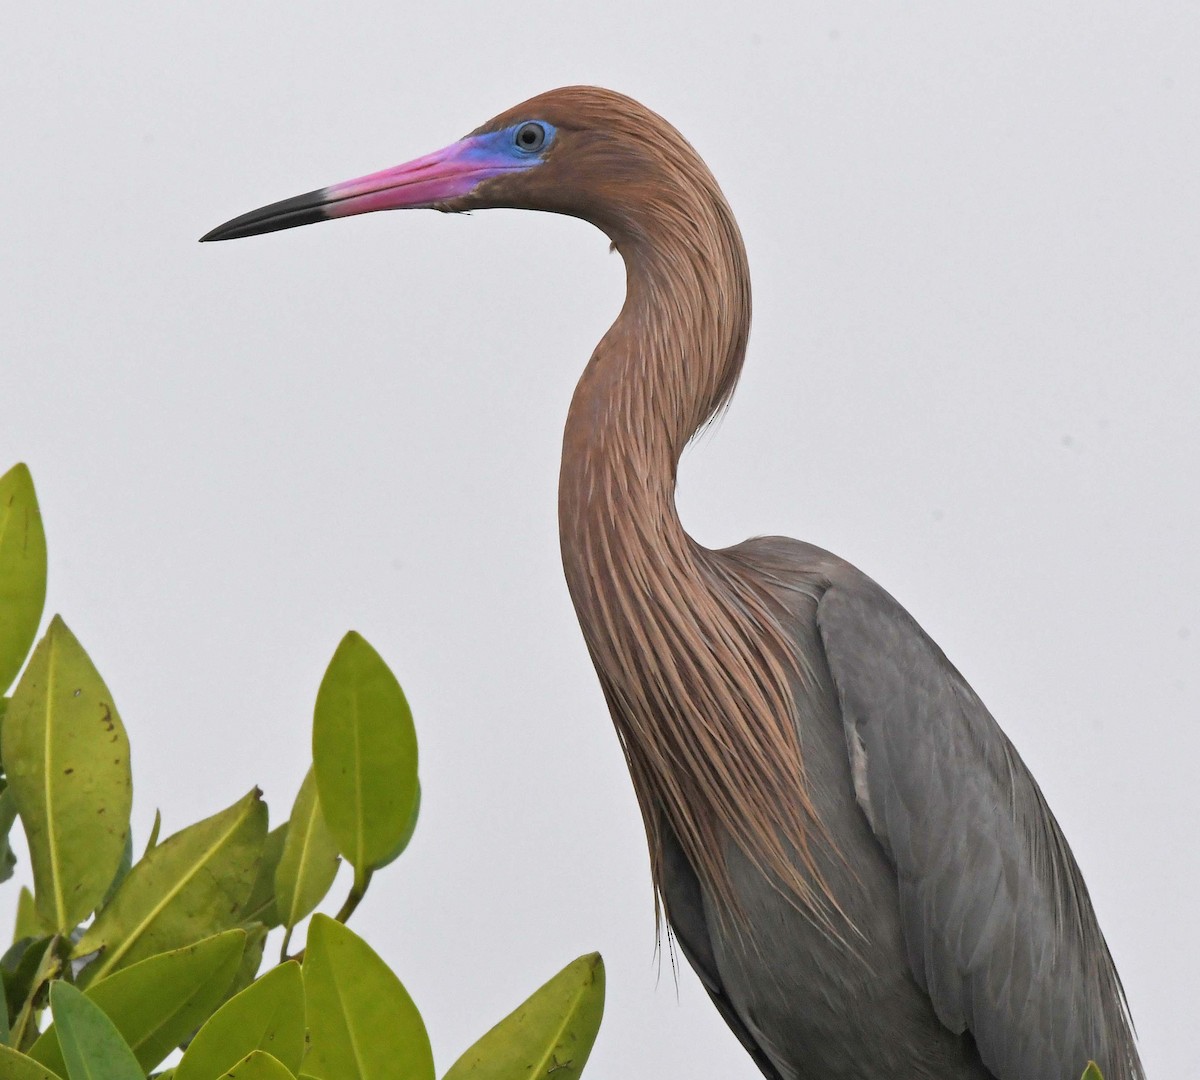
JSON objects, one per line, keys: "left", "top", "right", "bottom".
{"left": 814, "top": 572, "right": 1141, "bottom": 1080}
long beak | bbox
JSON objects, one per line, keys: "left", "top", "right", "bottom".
{"left": 201, "top": 135, "right": 524, "bottom": 242}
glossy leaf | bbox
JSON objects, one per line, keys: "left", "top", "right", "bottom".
{"left": 221, "top": 1051, "right": 294, "bottom": 1080}
{"left": 75, "top": 788, "right": 266, "bottom": 984}
{"left": 276, "top": 768, "right": 340, "bottom": 932}
{"left": 10, "top": 936, "right": 63, "bottom": 1047}
{"left": 0, "top": 786, "right": 19, "bottom": 884}
{"left": 312, "top": 632, "right": 418, "bottom": 883}
{"left": 225, "top": 922, "right": 268, "bottom": 1001}
{"left": 2, "top": 617, "right": 133, "bottom": 932}
{"left": 5, "top": 934, "right": 62, "bottom": 1050}
{"left": 376, "top": 779, "right": 420, "bottom": 871}
{"left": 0, "top": 464, "right": 47, "bottom": 695}
{"left": 13, "top": 886, "right": 44, "bottom": 943}
{"left": 443, "top": 953, "right": 605, "bottom": 1080}
{"left": 31, "top": 929, "right": 244, "bottom": 1074}
{"left": 101, "top": 831, "right": 134, "bottom": 910}
{"left": 175, "top": 961, "right": 304, "bottom": 1080}
{"left": 50, "top": 981, "right": 142, "bottom": 1080}
{"left": 242, "top": 824, "right": 287, "bottom": 928}
{"left": 302, "top": 914, "right": 433, "bottom": 1080}
{"left": 143, "top": 810, "right": 162, "bottom": 857}
{"left": 0, "top": 1045, "right": 64, "bottom": 1080}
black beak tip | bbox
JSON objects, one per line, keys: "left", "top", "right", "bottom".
{"left": 199, "top": 188, "right": 331, "bottom": 243}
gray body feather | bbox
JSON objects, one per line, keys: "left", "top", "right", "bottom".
{"left": 661, "top": 536, "right": 1142, "bottom": 1080}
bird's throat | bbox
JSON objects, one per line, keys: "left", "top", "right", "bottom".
{"left": 557, "top": 240, "right": 749, "bottom": 630}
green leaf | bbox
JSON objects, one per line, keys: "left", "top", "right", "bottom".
{"left": 302, "top": 914, "right": 432, "bottom": 1080}
{"left": 50, "top": 981, "right": 142, "bottom": 1080}
{"left": 0, "top": 1044, "right": 64, "bottom": 1080}
{"left": 312, "top": 632, "right": 418, "bottom": 885}
{"left": 242, "top": 824, "right": 287, "bottom": 928}
{"left": 0, "top": 464, "right": 47, "bottom": 696}
{"left": 74, "top": 788, "right": 267, "bottom": 984}
{"left": 0, "top": 965, "right": 9, "bottom": 1045}
{"left": 376, "top": 779, "right": 420, "bottom": 871}
{"left": 224, "top": 923, "right": 268, "bottom": 1002}
{"left": 0, "top": 786, "right": 20, "bottom": 884}
{"left": 101, "top": 831, "right": 134, "bottom": 911}
{"left": 31, "top": 929, "right": 244, "bottom": 1075}
{"left": 143, "top": 810, "right": 162, "bottom": 858}
{"left": 1, "top": 935, "right": 60, "bottom": 1047}
{"left": 12, "top": 886, "right": 45, "bottom": 943}
{"left": 276, "top": 769, "right": 340, "bottom": 932}
{"left": 1081, "top": 1065, "right": 1104, "bottom": 1080}
{"left": 220, "top": 1051, "right": 294, "bottom": 1080}
{"left": 2, "top": 617, "right": 133, "bottom": 932}
{"left": 175, "top": 961, "right": 304, "bottom": 1080}
{"left": 443, "top": 953, "right": 605, "bottom": 1080}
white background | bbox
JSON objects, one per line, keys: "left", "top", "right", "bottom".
{"left": 2, "top": 3, "right": 1196, "bottom": 1076}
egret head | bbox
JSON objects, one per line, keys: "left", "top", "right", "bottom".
{"left": 201, "top": 86, "right": 700, "bottom": 244}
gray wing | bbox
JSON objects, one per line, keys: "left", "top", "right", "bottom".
{"left": 815, "top": 568, "right": 1142, "bottom": 1080}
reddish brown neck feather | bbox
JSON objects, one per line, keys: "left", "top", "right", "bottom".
{"left": 552, "top": 94, "right": 836, "bottom": 922}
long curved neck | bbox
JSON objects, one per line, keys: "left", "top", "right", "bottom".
{"left": 559, "top": 206, "right": 750, "bottom": 552}
{"left": 557, "top": 174, "right": 832, "bottom": 919}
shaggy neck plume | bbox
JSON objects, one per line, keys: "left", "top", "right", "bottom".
{"left": 558, "top": 147, "right": 832, "bottom": 920}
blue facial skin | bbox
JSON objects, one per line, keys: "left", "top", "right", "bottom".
{"left": 460, "top": 122, "right": 557, "bottom": 170}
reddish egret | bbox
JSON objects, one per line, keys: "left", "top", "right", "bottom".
{"left": 204, "top": 87, "right": 1142, "bottom": 1080}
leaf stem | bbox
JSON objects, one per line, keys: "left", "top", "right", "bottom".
{"left": 334, "top": 869, "right": 373, "bottom": 925}
{"left": 282, "top": 871, "right": 371, "bottom": 964}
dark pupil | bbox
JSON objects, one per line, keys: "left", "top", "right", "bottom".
{"left": 519, "top": 125, "right": 541, "bottom": 148}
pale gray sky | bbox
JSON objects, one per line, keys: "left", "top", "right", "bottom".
{"left": 3, "top": 2, "right": 1197, "bottom": 1076}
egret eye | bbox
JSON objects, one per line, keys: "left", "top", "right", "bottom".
{"left": 515, "top": 122, "right": 547, "bottom": 153}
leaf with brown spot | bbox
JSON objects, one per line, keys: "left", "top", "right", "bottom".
{"left": 0, "top": 1044, "right": 64, "bottom": 1080}
{"left": 175, "top": 961, "right": 304, "bottom": 1080}
{"left": 73, "top": 789, "right": 266, "bottom": 984}
{"left": 302, "top": 914, "right": 433, "bottom": 1080}
{"left": 1, "top": 617, "right": 132, "bottom": 932}
{"left": 443, "top": 954, "right": 605, "bottom": 1080}
{"left": 216, "top": 1051, "right": 295, "bottom": 1080}
{"left": 30, "top": 929, "right": 244, "bottom": 1075}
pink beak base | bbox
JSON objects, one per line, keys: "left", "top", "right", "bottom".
{"left": 201, "top": 135, "right": 529, "bottom": 242}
